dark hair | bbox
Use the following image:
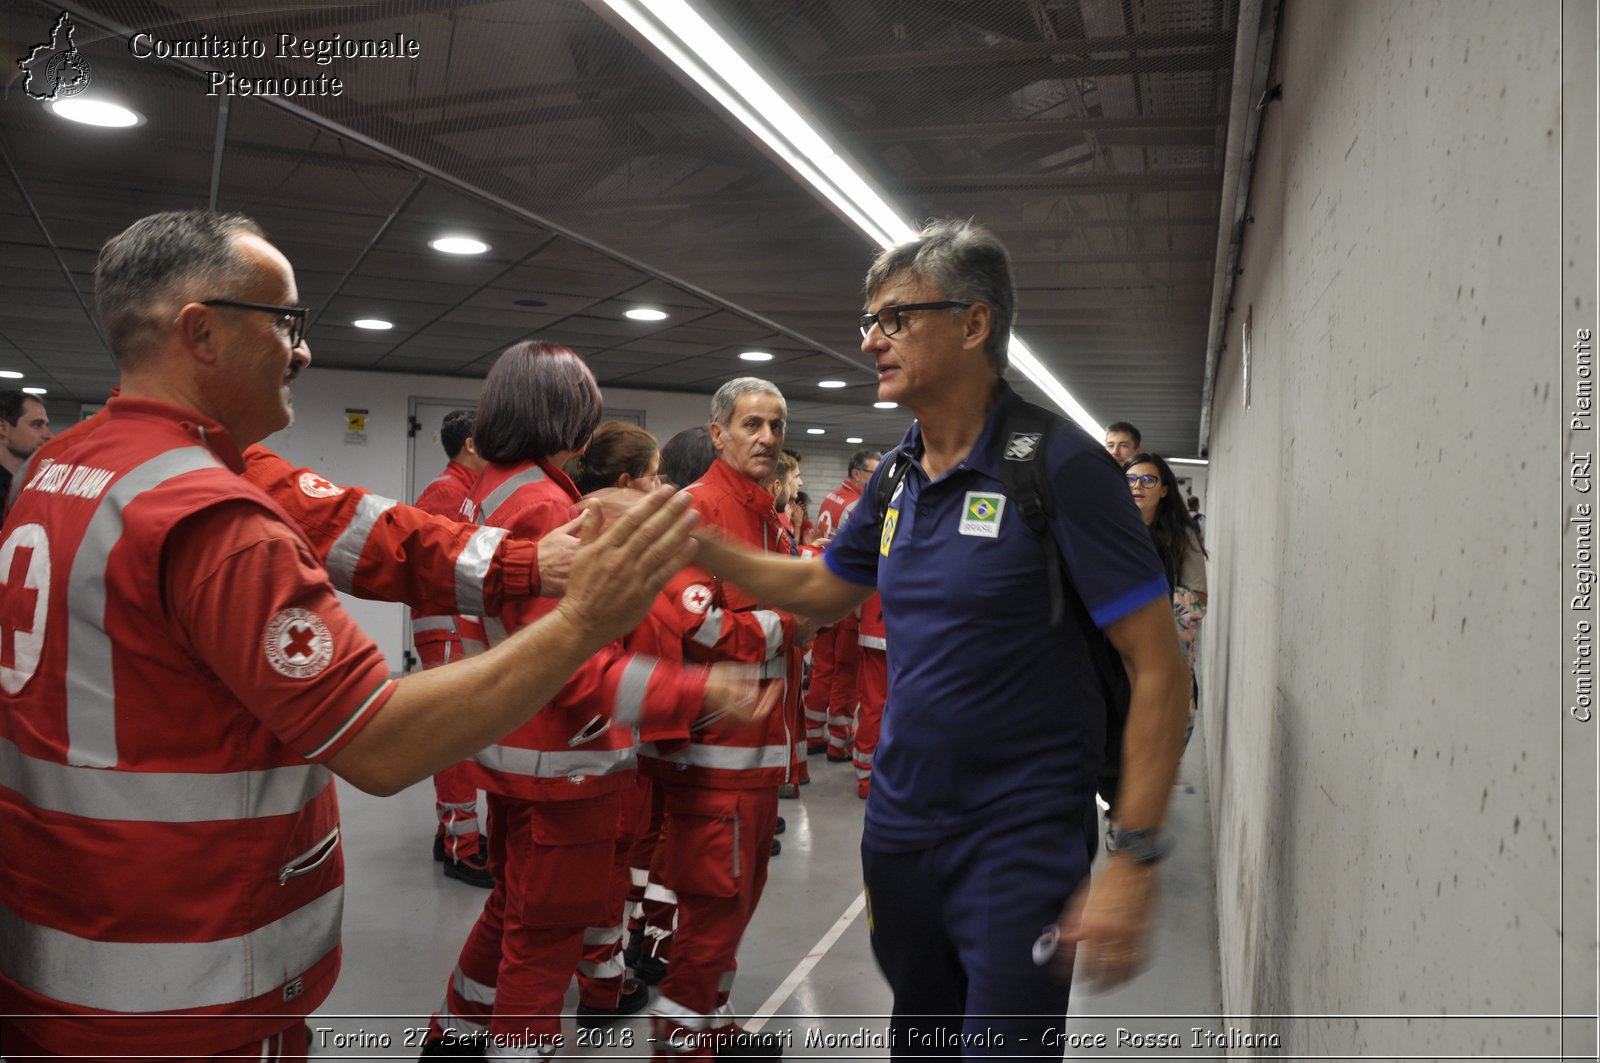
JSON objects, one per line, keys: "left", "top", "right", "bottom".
{"left": 473, "top": 340, "right": 604, "bottom": 463}
{"left": 95, "top": 210, "right": 265, "bottom": 365}
{"left": 0, "top": 389, "right": 36, "bottom": 426}
{"left": 863, "top": 218, "right": 1015, "bottom": 373}
{"left": 659, "top": 425, "right": 715, "bottom": 489}
{"left": 568, "top": 421, "right": 658, "bottom": 494}
{"left": 794, "top": 490, "right": 811, "bottom": 508}
{"left": 783, "top": 448, "right": 803, "bottom": 464}
{"left": 440, "top": 409, "right": 475, "bottom": 460}
{"left": 1106, "top": 421, "right": 1142, "bottom": 447}
{"left": 1124, "top": 452, "right": 1206, "bottom": 589}
{"left": 848, "top": 448, "right": 882, "bottom": 473}
{"left": 1187, "top": 495, "right": 1201, "bottom": 511}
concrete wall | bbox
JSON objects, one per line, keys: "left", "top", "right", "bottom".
{"left": 1201, "top": 0, "right": 1574, "bottom": 1053}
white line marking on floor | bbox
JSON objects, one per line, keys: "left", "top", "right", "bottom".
{"left": 744, "top": 889, "right": 868, "bottom": 1033}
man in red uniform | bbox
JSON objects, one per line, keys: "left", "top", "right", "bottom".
{"left": 640, "top": 377, "right": 811, "bottom": 1059}
{"left": 0, "top": 210, "right": 747, "bottom": 1061}
{"left": 412, "top": 408, "right": 493, "bottom": 886}
{"left": 852, "top": 591, "right": 887, "bottom": 799}
{"left": 802, "top": 448, "right": 879, "bottom": 760}
{"left": 765, "top": 453, "right": 810, "bottom": 800}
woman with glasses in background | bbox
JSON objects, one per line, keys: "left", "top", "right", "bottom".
{"left": 1123, "top": 452, "right": 1209, "bottom": 750}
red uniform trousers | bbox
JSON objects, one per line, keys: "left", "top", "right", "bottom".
{"left": 784, "top": 647, "right": 809, "bottom": 785}
{"left": 626, "top": 774, "right": 679, "bottom": 969}
{"left": 648, "top": 783, "right": 779, "bottom": 1060}
{"left": 854, "top": 647, "right": 888, "bottom": 797}
{"left": 577, "top": 772, "right": 652, "bottom": 1008}
{"left": 416, "top": 639, "right": 484, "bottom": 861}
{"left": 434, "top": 787, "right": 623, "bottom": 1051}
{"left": 804, "top": 619, "right": 861, "bottom": 758}
{"left": 2, "top": 1020, "right": 310, "bottom": 1062}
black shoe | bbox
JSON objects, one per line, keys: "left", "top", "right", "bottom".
{"left": 769, "top": 837, "right": 781, "bottom": 857}
{"left": 805, "top": 742, "right": 826, "bottom": 756}
{"left": 632, "top": 952, "right": 668, "bottom": 986}
{"left": 712, "top": 1027, "right": 786, "bottom": 1057}
{"left": 774, "top": 816, "right": 786, "bottom": 835}
{"left": 419, "top": 1030, "right": 487, "bottom": 1058}
{"left": 825, "top": 751, "right": 850, "bottom": 763}
{"left": 576, "top": 978, "right": 649, "bottom": 1027}
{"left": 442, "top": 848, "right": 493, "bottom": 888}
{"left": 432, "top": 835, "right": 446, "bottom": 862}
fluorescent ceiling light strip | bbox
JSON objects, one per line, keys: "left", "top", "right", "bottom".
{"left": 604, "top": 0, "right": 1103, "bottom": 437}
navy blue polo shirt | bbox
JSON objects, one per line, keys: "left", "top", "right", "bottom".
{"left": 824, "top": 383, "right": 1169, "bottom": 851}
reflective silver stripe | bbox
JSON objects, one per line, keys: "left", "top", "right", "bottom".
{"left": 451, "top": 967, "right": 496, "bottom": 1006}
{"left": 0, "top": 737, "right": 330, "bottom": 823}
{"left": 758, "top": 658, "right": 786, "bottom": 681}
{"left": 859, "top": 634, "right": 887, "bottom": 650}
{"left": 0, "top": 886, "right": 342, "bottom": 1012}
{"left": 754, "top": 610, "right": 784, "bottom": 659}
{"left": 459, "top": 637, "right": 488, "bottom": 657}
{"left": 629, "top": 867, "right": 649, "bottom": 887}
{"left": 441, "top": 817, "right": 480, "bottom": 837}
{"left": 473, "top": 744, "right": 634, "bottom": 779}
{"left": 583, "top": 924, "right": 623, "bottom": 946}
{"left": 478, "top": 467, "right": 547, "bottom": 524}
{"left": 578, "top": 955, "right": 625, "bottom": 978}
{"left": 482, "top": 616, "right": 510, "bottom": 649}
{"left": 690, "top": 607, "right": 726, "bottom": 649}
{"left": 827, "top": 713, "right": 852, "bottom": 727}
{"left": 305, "top": 681, "right": 391, "bottom": 760}
{"left": 803, "top": 708, "right": 826, "bottom": 724}
{"left": 644, "top": 742, "right": 789, "bottom": 772}
{"left": 325, "top": 493, "right": 398, "bottom": 594}
{"left": 653, "top": 993, "right": 712, "bottom": 1028}
{"left": 67, "top": 447, "right": 221, "bottom": 767}
{"left": 613, "top": 657, "right": 657, "bottom": 728}
{"left": 643, "top": 882, "right": 678, "bottom": 904}
{"left": 411, "top": 615, "right": 460, "bottom": 636}
{"left": 438, "top": 1007, "right": 490, "bottom": 1034}
{"left": 454, "top": 525, "right": 507, "bottom": 617}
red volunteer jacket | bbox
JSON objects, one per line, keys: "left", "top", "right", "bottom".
{"left": 411, "top": 459, "right": 482, "bottom": 649}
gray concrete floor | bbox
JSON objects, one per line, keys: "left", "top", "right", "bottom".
{"left": 313, "top": 727, "right": 1222, "bottom": 1059}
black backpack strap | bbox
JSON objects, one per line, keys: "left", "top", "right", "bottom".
{"left": 997, "top": 403, "right": 1067, "bottom": 626}
{"left": 874, "top": 438, "right": 920, "bottom": 521}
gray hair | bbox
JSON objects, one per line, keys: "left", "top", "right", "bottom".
{"left": 863, "top": 218, "right": 1016, "bottom": 373}
{"left": 710, "top": 377, "right": 786, "bottom": 426}
{"left": 95, "top": 210, "right": 265, "bottom": 364}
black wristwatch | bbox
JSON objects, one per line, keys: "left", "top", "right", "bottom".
{"left": 1110, "top": 827, "right": 1168, "bottom": 866}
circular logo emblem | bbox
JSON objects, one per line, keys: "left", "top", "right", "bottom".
{"left": 680, "top": 584, "right": 713, "bottom": 615}
{"left": 264, "top": 608, "right": 334, "bottom": 679}
{"left": 297, "top": 471, "right": 345, "bottom": 499}
{"left": 46, "top": 51, "right": 91, "bottom": 99}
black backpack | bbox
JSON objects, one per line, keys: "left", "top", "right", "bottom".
{"left": 873, "top": 401, "right": 1134, "bottom": 809}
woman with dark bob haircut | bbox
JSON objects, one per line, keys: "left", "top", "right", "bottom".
{"left": 425, "top": 341, "right": 774, "bottom": 1053}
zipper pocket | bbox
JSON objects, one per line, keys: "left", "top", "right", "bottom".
{"left": 278, "top": 826, "right": 340, "bottom": 884}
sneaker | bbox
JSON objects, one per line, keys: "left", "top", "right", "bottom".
{"left": 711, "top": 1026, "right": 786, "bottom": 1057}
{"left": 442, "top": 848, "right": 493, "bottom": 888}
{"left": 769, "top": 837, "right": 781, "bottom": 857}
{"left": 631, "top": 952, "right": 669, "bottom": 986}
{"left": 774, "top": 816, "right": 786, "bottom": 835}
{"left": 776, "top": 783, "right": 800, "bottom": 799}
{"left": 576, "top": 978, "right": 649, "bottom": 1026}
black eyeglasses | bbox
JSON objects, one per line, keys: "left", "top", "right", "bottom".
{"left": 201, "top": 299, "right": 309, "bottom": 349}
{"left": 1126, "top": 473, "right": 1160, "bottom": 488}
{"left": 858, "top": 300, "right": 973, "bottom": 339}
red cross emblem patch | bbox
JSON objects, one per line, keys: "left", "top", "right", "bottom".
{"left": 297, "top": 471, "right": 346, "bottom": 499}
{"left": 680, "top": 584, "right": 713, "bottom": 615}
{"left": 263, "top": 608, "right": 334, "bottom": 679}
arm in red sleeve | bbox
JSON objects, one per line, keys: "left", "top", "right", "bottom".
{"left": 242, "top": 445, "right": 540, "bottom": 614}
{"left": 659, "top": 563, "right": 795, "bottom": 666}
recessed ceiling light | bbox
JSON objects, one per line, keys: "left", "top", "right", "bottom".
{"left": 625, "top": 307, "right": 669, "bottom": 322}
{"left": 430, "top": 235, "right": 489, "bottom": 255}
{"left": 21, "top": 387, "right": 46, "bottom": 395}
{"left": 50, "top": 98, "right": 142, "bottom": 127}
{"left": 818, "top": 380, "right": 847, "bottom": 389}
{"left": 352, "top": 318, "right": 393, "bottom": 330}
{"left": 846, "top": 437, "right": 863, "bottom": 444}
{"left": 739, "top": 351, "right": 773, "bottom": 362}
{"left": 806, "top": 428, "right": 825, "bottom": 435}
{"left": 874, "top": 401, "right": 898, "bottom": 409}
{"left": 0, "top": 371, "right": 22, "bottom": 380}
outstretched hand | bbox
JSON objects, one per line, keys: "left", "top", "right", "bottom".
{"left": 556, "top": 487, "right": 698, "bottom": 644}
{"left": 1053, "top": 856, "right": 1157, "bottom": 991}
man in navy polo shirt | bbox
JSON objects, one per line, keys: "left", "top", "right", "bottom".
{"left": 689, "top": 218, "right": 1191, "bottom": 1055}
